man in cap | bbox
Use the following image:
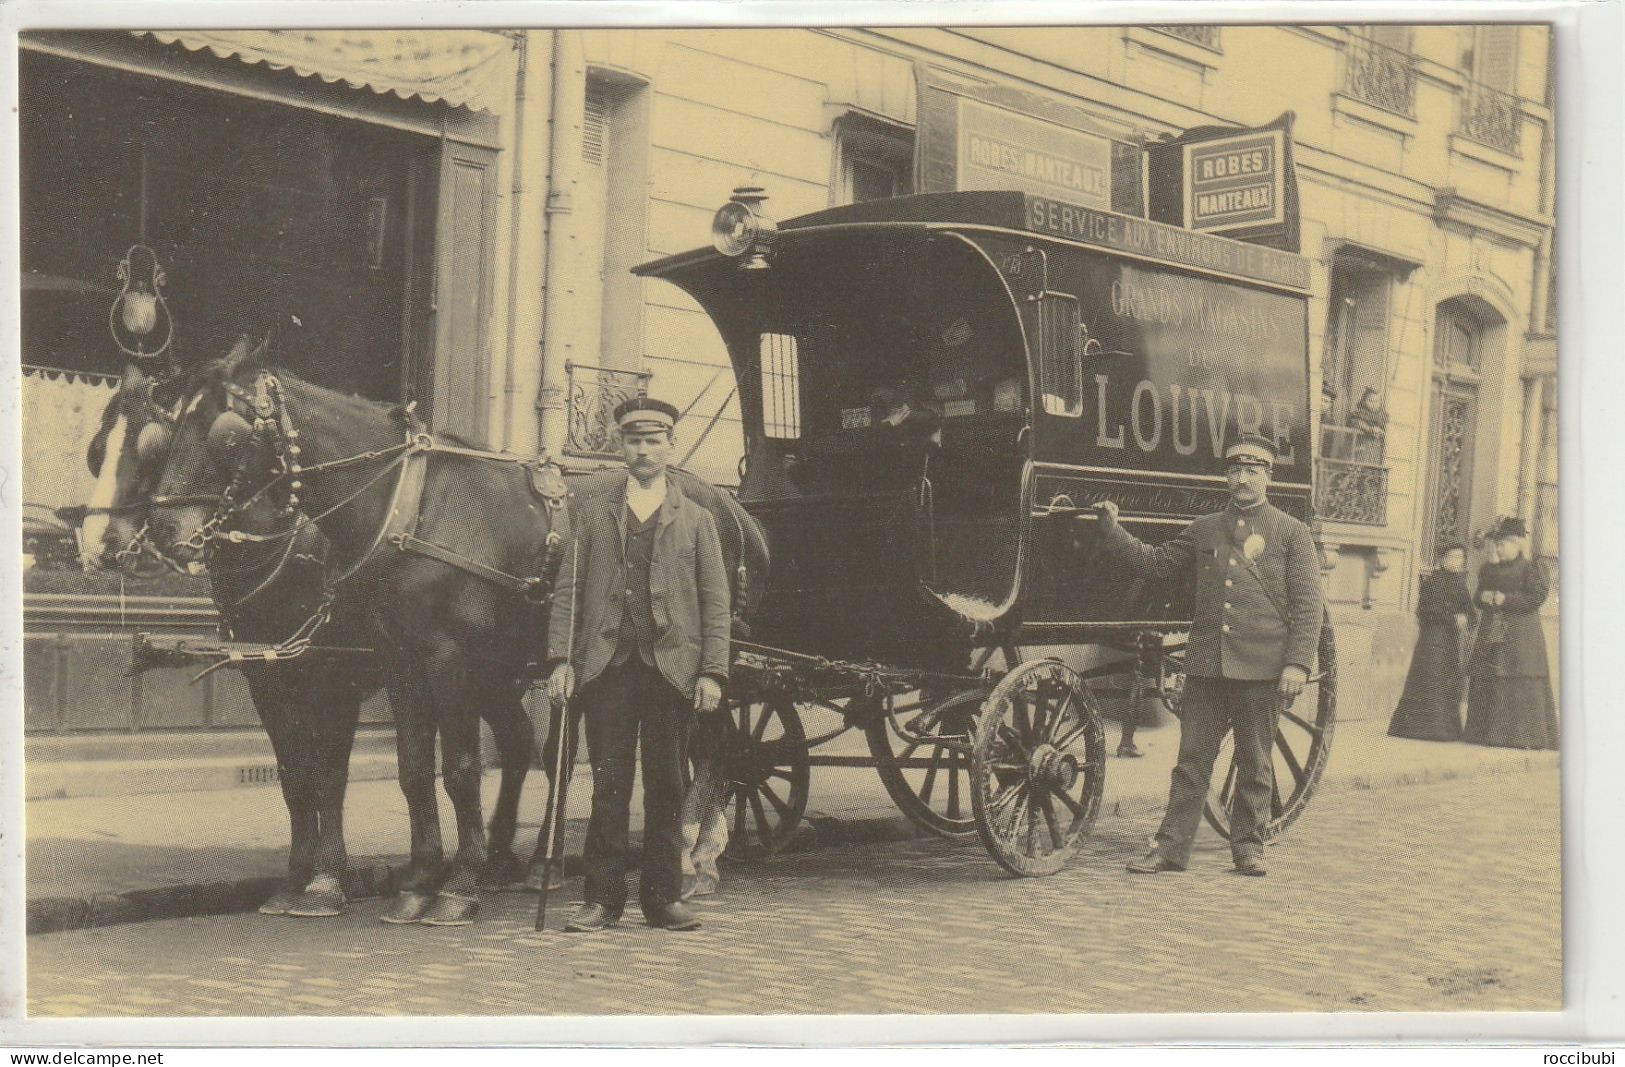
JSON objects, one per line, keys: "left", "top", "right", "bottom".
{"left": 547, "top": 397, "right": 731, "bottom": 931}
{"left": 1093, "top": 433, "right": 1322, "bottom": 877}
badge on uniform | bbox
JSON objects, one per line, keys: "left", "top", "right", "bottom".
{"left": 1243, "top": 533, "right": 1267, "bottom": 561}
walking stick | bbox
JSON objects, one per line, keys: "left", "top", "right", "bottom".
{"left": 536, "top": 541, "right": 579, "bottom": 932}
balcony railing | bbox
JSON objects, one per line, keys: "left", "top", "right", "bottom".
{"left": 564, "top": 362, "right": 652, "bottom": 460}
{"left": 1458, "top": 80, "right": 1523, "bottom": 155}
{"left": 1316, "top": 458, "right": 1389, "bottom": 526}
{"left": 1343, "top": 34, "right": 1416, "bottom": 116}
{"left": 1316, "top": 425, "right": 1388, "bottom": 525}
{"left": 1151, "top": 25, "right": 1222, "bottom": 51}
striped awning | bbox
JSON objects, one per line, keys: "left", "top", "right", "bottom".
{"left": 135, "top": 29, "right": 516, "bottom": 113}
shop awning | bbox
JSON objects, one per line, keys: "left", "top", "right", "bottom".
{"left": 134, "top": 29, "right": 515, "bottom": 113}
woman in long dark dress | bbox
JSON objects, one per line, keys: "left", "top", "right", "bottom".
{"left": 1388, "top": 543, "right": 1474, "bottom": 741}
{"left": 1463, "top": 517, "right": 1559, "bottom": 750}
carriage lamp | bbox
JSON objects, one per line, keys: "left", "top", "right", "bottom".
{"left": 110, "top": 244, "right": 174, "bottom": 359}
{"left": 711, "top": 186, "right": 777, "bottom": 270}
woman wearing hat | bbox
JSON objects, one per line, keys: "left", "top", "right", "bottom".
{"left": 1461, "top": 517, "right": 1558, "bottom": 750}
{"left": 1387, "top": 543, "right": 1474, "bottom": 741}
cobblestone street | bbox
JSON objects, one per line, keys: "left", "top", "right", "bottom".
{"left": 25, "top": 765, "right": 1561, "bottom": 1017}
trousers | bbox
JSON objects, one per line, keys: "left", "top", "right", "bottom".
{"left": 1154, "top": 676, "right": 1281, "bottom": 866}
{"left": 580, "top": 657, "right": 691, "bottom": 915}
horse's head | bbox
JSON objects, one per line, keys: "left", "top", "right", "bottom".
{"left": 148, "top": 335, "right": 280, "bottom": 563}
{"left": 84, "top": 362, "right": 184, "bottom": 572}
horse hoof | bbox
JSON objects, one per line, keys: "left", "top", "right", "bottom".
{"left": 258, "top": 888, "right": 299, "bottom": 916}
{"left": 380, "top": 890, "right": 435, "bottom": 924}
{"left": 419, "top": 892, "right": 480, "bottom": 927}
{"left": 286, "top": 876, "right": 346, "bottom": 918}
{"left": 478, "top": 852, "right": 527, "bottom": 891}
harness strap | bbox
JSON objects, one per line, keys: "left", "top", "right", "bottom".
{"left": 390, "top": 534, "right": 547, "bottom": 597}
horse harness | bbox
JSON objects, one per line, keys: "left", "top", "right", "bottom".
{"left": 163, "top": 370, "right": 569, "bottom": 662}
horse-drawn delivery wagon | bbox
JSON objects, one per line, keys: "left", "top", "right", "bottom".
{"left": 638, "top": 187, "right": 1336, "bottom": 877}
{"left": 120, "top": 183, "right": 1334, "bottom": 905}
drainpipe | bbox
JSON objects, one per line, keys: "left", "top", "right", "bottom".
{"left": 501, "top": 31, "right": 552, "bottom": 453}
{"left": 535, "top": 30, "right": 586, "bottom": 457}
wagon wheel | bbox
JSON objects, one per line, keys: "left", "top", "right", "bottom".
{"left": 1202, "top": 617, "right": 1338, "bottom": 842}
{"left": 719, "top": 694, "right": 810, "bottom": 860}
{"left": 865, "top": 687, "right": 986, "bottom": 839}
{"left": 970, "top": 660, "right": 1106, "bottom": 877}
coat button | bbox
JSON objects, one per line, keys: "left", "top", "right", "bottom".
{"left": 1225, "top": 578, "right": 1233, "bottom": 587}
{"left": 1229, "top": 558, "right": 1237, "bottom": 566}
{"left": 1222, "top": 623, "right": 1231, "bottom": 632}
{"left": 1224, "top": 602, "right": 1232, "bottom": 610}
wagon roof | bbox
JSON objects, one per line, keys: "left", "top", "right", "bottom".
{"left": 634, "top": 190, "right": 1313, "bottom": 294}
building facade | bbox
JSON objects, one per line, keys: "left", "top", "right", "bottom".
{"left": 18, "top": 23, "right": 1556, "bottom": 734}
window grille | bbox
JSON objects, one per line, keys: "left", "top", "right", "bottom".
{"left": 759, "top": 333, "right": 802, "bottom": 439}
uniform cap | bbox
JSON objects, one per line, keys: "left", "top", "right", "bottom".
{"left": 614, "top": 397, "right": 679, "bottom": 433}
{"left": 1223, "top": 433, "right": 1276, "bottom": 469}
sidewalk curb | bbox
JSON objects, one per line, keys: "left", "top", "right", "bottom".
{"left": 25, "top": 746, "right": 1552, "bottom": 936}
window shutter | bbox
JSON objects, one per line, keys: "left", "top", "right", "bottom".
{"left": 583, "top": 84, "right": 610, "bottom": 166}
{"left": 1477, "top": 26, "right": 1519, "bottom": 90}
{"left": 431, "top": 139, "right": 498, "bottom": 445}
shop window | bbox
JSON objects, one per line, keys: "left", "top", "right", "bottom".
{"left": 835, "top": 112, "right": 914, "bottom": 205}
{"left": 759, "top": 333, "right": 802, "bottom": 440}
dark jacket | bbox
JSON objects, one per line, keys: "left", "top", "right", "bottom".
{"left": 1101, "top": 501, "right": 1322, "bottom": 680}
{"left": 1472, "top": 557, "right": 1551, "bottom": 679}
{"left": 548, "top": 477, "right": 731, "bottom": 699}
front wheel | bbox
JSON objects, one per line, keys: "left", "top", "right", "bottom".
{"left": 970, "top": 659, "right": 1106, "bottom": 877}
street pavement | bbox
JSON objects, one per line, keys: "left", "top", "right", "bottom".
{"left": 26, "top": 764, "right": 1561, "bottom": 1016}
{"left": 24, "top": 712, "right": 1558, "bottom": 934}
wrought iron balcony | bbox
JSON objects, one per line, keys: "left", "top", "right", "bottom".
{"left": 1458, "top": 80, "right": 1523, "bottom": 155}
{"left": 1151, "top": 25, "right": 1222, "bottom": 51}
{"left": 1316, "top": 425, "right": 1388, "bottom": 525}
{"left": 1342, "top": 34, "right": 1416, "bottom": 116}
{"left": 564, "top": 362, "right": 652, "bottom": 460}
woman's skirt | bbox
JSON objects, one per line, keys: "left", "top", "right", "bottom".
{"left": 1388, "top": 624, "right": 1464, "bottom": 741}
{"left": 1463, "top": 667, "right": 1559, "bottom": 750}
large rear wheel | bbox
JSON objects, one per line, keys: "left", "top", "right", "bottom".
{"left": 1202, "top": 617, "right": 1338, "bottom": 842}
{"left": 865, "top": 688, "right": 985, "bottom": 839}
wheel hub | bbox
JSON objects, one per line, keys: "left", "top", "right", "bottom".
{"left": 1028, "top": 743, "right": 1078, "bottom": 791}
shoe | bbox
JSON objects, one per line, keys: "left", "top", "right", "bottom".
{"left": 1233, "top": 857, "right": 1267, "bottom": 877}
{"left": 644, "top": 901, "right": 702, "bottom": 930}
{"left": 1126, "top": 849, "right": 1184, "bottom": 874}
{"left": 1116, "top": 741, "right": 1143, "bottom": 758}
{"left": 563, "top": 902, "right": 622, "bottom": 932}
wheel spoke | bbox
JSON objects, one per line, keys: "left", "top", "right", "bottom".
{"left": 761, "top": 781, "right": 793, "bottom": 820}
{"left": 1270, "top": 773, "right": 1286, "bottom": 818}
{"left": 732, "top": 789, "right": 747, "bottom": 844}
{"left": 1038, "top": 789, "right": 1063, "bottom": 851}
{"left": 946, "top": 752, "right": 962, "bottom": 819}
{"left": 1029, "top": 684, "right": 1050, "bottom": 745}
{"left": 1279, "top": 707, "right": 1323, "bottom": 736}
{"left": 987, "top": 782, "right": 1022, "bottom": 815}
{"left": 1045, "top": 780, "right": 1087, "bottom": 819}
{"left": 1052, "top": 718, "right": 1089, "bottom": 753}
{"left": 753, "top": 704, "right": 774, "bottom": 740}
{"left": 1012, "top": 692, "right": 1033, "bottom": 744}
{"left": 919, "top": 747, "right": 943, "bottom": 805}
{"left": 1044, "top": 691, "right": 1075, "bottom": 742}
{"left": 1274, "top": 729, "right": 1305, "bottom": 786}
{"left": 749, "top": 790, "right": 773, "bottom": 843}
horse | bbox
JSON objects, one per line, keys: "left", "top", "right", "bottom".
{"left": 144, "top": 338, "right": 772, "bottom": 924}
{"left": 90, "top": 358, "right": 383, "bottom": 917}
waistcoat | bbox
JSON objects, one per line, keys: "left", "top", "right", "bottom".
{"left": 611, "top": 508, "right": 659, "bottom": 667}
